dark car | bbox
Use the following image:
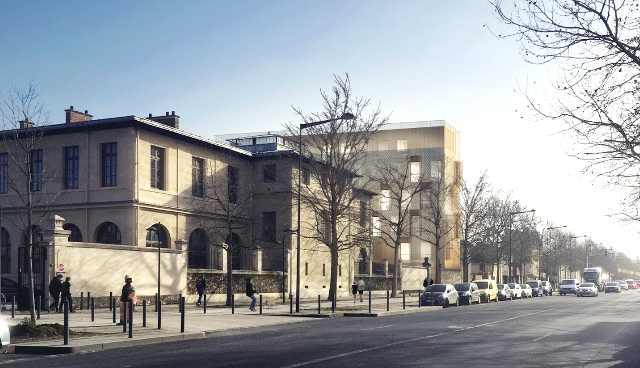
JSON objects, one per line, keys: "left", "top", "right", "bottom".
{"left": 0, "top": 278, "right": 20, "bottom": 301}
{"left": 453, "top": 282, "right": 480, "bottom": 305}
{"left": 421, "top": 284, "right": 459, "bottom": 308}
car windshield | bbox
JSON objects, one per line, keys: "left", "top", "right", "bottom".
{"left": 426, "top": 285, "right": 446, "bottom": 292}
{"left": 454, "top": 284, "right": 470, "bottom": 291}
{"left": 627, "top": 281, "right": 634, "bottom": 285}
{"left": 520, "top": 284, "right": 528, "bottom": 289}
{"left": 606, "top": 282, "right": 618, "bottom": 286}
{"left": 527, "top": 282, "right": 538, "bottom": 288}
{"left": 561, "top": 280, "right": 575, "bottom": 285}
{"left": 580, "top": 283, "right": 595, "bottom": 288}
{"left": 475, "top": 282, "right": 488, "bottom": 289}
{"left": 498, "top": 285, "right": 505, "bottom": 290}
{"left": 508, "top": 283, "right": 517, "bottom": 288}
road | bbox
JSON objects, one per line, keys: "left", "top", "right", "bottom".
{"left": 2, "top": 291, "right": 640, "bottom": 367}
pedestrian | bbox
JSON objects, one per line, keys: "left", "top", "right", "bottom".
{"left": 351, "top": 280, "right": 358, "bottom": 303}
{"left": 59, "top": 276, "right": 75, "bottom": 313}
{"left": 118, "top": 274, "right": 137, "bottom": 325}
{"left": 429, "top": 278, "right": 434, "bottom": 285}
{"left": 246, "top": 277, "right": 257, "bottom": 311}
{"left": 196, "top": 277, "right": 206, "bottom": 306}
{"left": 357, "top": 278, "right": 365, "bottom": 302}
{"left": 48, "top": 274, "right": 63, "bottom": 312}
{"left": 423, "top": 277, "right": 429, "bottom": 288}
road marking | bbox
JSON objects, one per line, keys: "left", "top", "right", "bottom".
{"left": 532, "top": 334, "right": 551, "bottom": 342}
{"left": 279, "top": 304, "right": 570, "bottom": 368}
{"left": 362, "top": 325, "right": 393, "bottom": 331}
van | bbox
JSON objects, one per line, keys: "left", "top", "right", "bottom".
{"left": 474, "top": 279, "right": 498, "bottom": 303}
{"left": 559, "top": 279, "right": 581, "bottom": 295}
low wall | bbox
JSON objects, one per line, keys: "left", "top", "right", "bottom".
{"left": 400, "top": 266, "right": 427, "bottom": 290}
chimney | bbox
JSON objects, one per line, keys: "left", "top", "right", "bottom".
{"left": 65, "top": 106, "right": 93, "bottom": 124}
{"left": 147, "top": 111, "right": 180, "bottom": 129}
{"left": 19, "top": 118, "right": 34, "bottom": 129}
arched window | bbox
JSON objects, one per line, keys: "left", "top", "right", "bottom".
{"left": 96, "top": 222, "right": 121, "bottom": 244}
{"left": 146, "top": 224, "right": 168, "bottom": 248}
{"left": 188, "top": 229, "right": 208, "bottom": 268}
{"left": 62, "top": 223, "right": 83, "bottom": 242}
{"left": 358, "top": 248, "right": 367, "bottom": 275}
{"left": 1, "top": 228, "right": 10, "bottom": 273}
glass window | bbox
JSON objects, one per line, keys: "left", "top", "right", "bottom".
{"left": 150, "top": 146, "right": 165, "bottom": 190}
{"left": 380, "top": 189, "right": 390, "bottom": 210}
{"left": 262, "top": 211, "right": 276, "bottom": 242}
{"left": 263, "top": 164, "right": 276, "bottom": 182}
{"left": 101, "top": 143, "right": 117, "bottom": 187}
{"left": 397, "top": 140, "right": 407, "bottom": 151}
{"left": 228, "top": 165, "right": 238, "bottom": 204}
{"left": 430, "top": 161, "right": 442, "bottom": 180}
{"left": 30, "top": 149, "right": 43, "bottom": 192}
{"left": 410, "top": 162, "right": 421, "bottom": 183}
{"left": 0, "top": 153, "right": 7, "bottom": 194}
{"left": 372, "top": 216, "right": 380, "bottom": 237}
{"left": 64, "top": 146, "right": 79, "bottom": 190}
{"left": 401, "top": 243, "right": 410, "bottom": 260}
{"left": 302, "top": 167, "right": 310, "bottom": 185}
{"left": 62, "top": 223, "right": 83, "bottom": 242}
{"left": 0, "top": 228, "right": 10, "bottom": 273}
{"left": 146, "top": 224, "right": 168, "bottom": 248}
{"left": 96, "top": 222, "right": 121, "bottom": 244}
{"left": 192, "top": 157, "right": 204, "bottom": 197}
{"left": 420, "top": 189, "right": 430, "bottom": 210}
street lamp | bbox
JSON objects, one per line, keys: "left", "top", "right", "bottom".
{"left": 509, "top": 209, "right": 535, "bottom": 283}
{"left": 282, "top": 228, "right": 297, "bottom": 304}
{"left": 296, "top": 112, "right": 355, "bottom": 312}
{"left": 146, "top": 223, "right": 161, "bottom": 313}
{"left": 540, "top": 226, "right": 566, "bottom": 281}
{"left": 569, "top": 235, "right": 587, "bottom": 278}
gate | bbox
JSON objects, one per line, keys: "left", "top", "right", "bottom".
{"left": 18, "top": 246, "right": 47, "bottom": 310}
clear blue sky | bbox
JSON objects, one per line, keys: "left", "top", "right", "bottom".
{"left": 2, "top": 1, "right": 637, "bottom": 261}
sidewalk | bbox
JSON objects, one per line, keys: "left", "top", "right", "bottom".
{"left": 5, "top": 294, "right": 437, "bottom": 354}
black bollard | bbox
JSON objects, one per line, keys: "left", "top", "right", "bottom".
{"left": 180, "top": 297, "right": 185, "bottom": 333}
{"left": 109, "top": 292, "right": 113, "bottom": 310}
{"left": 37, "top": 296, "right": 41, "bottom": 319}
{"left": 259, "top": 294, "right": 263, "bottom": 315}
{"left": 231, "top": 294, "right": 235, "bottom": 315}
{"left": 289, "top": 294, "right": 293, "bottom": 315}
{"left": 418, "top": 289, "right": 421, "bottom": 308}
{"left": 63, "top": 299, "right": 69, "bottom": 345}
{"left": 318, "top": 295, "right": 321, "bottom": 315}
{"left": 87, "top": 292, "right": 91, "bottom": 308}
{"left": 431, "top": 291, "right": 434, "bottom": 307}
{"left": 369, "top": 289, "right": 372, "bottom": 314}
{"left": 91, "top": 297, "right": 95, "bottom": 322}
{"left": 143, "top": 300, "right": 147, "bottom": 327}
{"left": 402, "top": 290, "right": 406, "bottom": 310}
{"left": 178, "top": 293, "right": 182, "bottom": 313}
{"left": 128, "top": 300, "right": 133, "bottom": 338}
{"left": 334, "top": 293, "right": 337, "bottom": 311}
{"left": 123, "top": 300, "right": 127, "bottom": 333}
{"left": 203, "top": 293, "right": 207, "bottom": 314}
{"left": 387, "top": 290, "right": 390, "bottom": 311}
{"left": 112, "top": 297, "right": 116, "bottom": 323}
{"left": 11, "top": 295, "right": 15, "bottom": 318}
{"left": 155, "top": 293, "right": 158, "bottom": 312}
{"left": 80, "top": 292, "right": 83, "bottom": 310}
{"left": 158, "top": 299, "right": 162, "bottom": 329}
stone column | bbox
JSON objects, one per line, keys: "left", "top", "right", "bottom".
{"left": 255, "top": 249, "right": 263, "bottom": 272}
{"left": 383, "top": 260, "right": 389, "bottom": 277}
{"left": 41, "top": 215, "right": 71, "bottom": 309}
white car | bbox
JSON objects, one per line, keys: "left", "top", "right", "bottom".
{"left": 421, "top": 284, "right": 459, "bottom": 308}
{"left": 519, "top": 283, "right": 533, "bottom": 298}
{"left": 616, "top": 280, "right": 629, "bottom": 290}
{"left": 577, "top": 282, "right": 599, "bottom": 297}
{"left": 508, "top": 283, "right": 522, "bottom": 299}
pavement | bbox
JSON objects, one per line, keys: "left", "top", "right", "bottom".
{"left": 3, "top": 293, "right": 438, "bottom": 354}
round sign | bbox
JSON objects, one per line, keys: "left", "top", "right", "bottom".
{"left": 57, "top": 263, "right": 65, "bottom": 272}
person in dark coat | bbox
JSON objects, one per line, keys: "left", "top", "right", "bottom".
{"left": 118, "top": 275, "right": 137, "bottom": 325}
{"left": 49, "top": 274, "right": 63, "bottom": 312}
{"left": 245, "top": 277, "right": 257, "bottom": 311}
{"left": 196, "top": 277, "right": 206, "bottom": 306}
{"left": 59, "top": 276, "right": 75, "bottom": 312}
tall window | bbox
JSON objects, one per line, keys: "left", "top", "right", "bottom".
{"left": 302, "top": 167, "right": 310, "bottom": 185}
{"left": 64, "top": 146, "right": 79, "bottom": 189}
{"left": 380, "top": 189, "right": 390, "bottom": 210}
{"left": 420, "top": 189, "right": 431, "bottom": 209}
{"left": 430, "top": 160, "right": 442, "bottom": 180}
{"left": 192, "top": 157, "right": 204, "bottom": 197}
{"left": 410, "top": 156, "right": 421, "bottom": 183}
{"left": 0, "top": 228, "right": 10, "bottom": 274}
{"left": 0, "top": 153, "right": 7, "bottom": 194}
{"left": 150, "top": 146, "right": 165, "bottom": 190}
{"left": 96, "top": 222, "right": 121, "bottom": 244}
{"left": 372, "top": 216, "right": 380, "bottom": 237}
{"left": 101, "top": 142, "right": 117, "bottom": 187}
{"left": 228, "top": 165, "right": 238, "bottom": 204}
{"left": 263, "top": 164, "right": 276, "bottom": 182}
{"left": 397, "top": 139, "right": 407, "bottom": 151}
{"left": 30, "top": 149, "right": 43, "bottom": 192}
{"left": 262, "top": 211, "right": 276, "bottom": 242}
{"left": 401, "top": 243, "right": 411, "bottom": 261}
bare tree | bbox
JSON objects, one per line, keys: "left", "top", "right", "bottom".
{"left": 287, "top": 74, "right": 389, "bottom": 300}
{"left": 490, "top": 0, "right": 640, "bottom": 216}
{"left": 0, "top": 83, "right": 64, "bottom": 323}
{"left": 459, "top": 171, "right": 492, "bottom": 282}
{"left": 370, "top": 156, "right": 424, "bottom": 297}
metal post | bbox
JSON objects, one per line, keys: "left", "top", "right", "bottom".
{"left": 259, "top": 294, "right": 263, "bottom": 315}
{"left": 158, "top": 299, "right": 162, "bottom": 329}
{"left": 387, "top": 290, "right": 390, "bottom": 311}
{"left": 109, "top": 292, "right": 113, "bottom": 310}
{"left": 155, "top": 293, "right": 158, "bottom": 312}
{"left": 123, "top": 300, "right": 127, "bottom": 333}
{"left": 37, "top": 296, "right": 41, "bottom": 319}
{"left": 63, "top": 299, "right": 69, "bottom": 345}
{"left": 143, "top": 300, "right": 147, "bottom": 327}
{"left": 231, "top": 294, "right": 235, "bottom": 315}
{"left": 128, "top": 300, "right": 133, "bottom": 338}
{"left": 203, "top": 293, "right": 207, "bottom": 314}
{"left": 11, "top": 295, "right": 14, "bottom": 318}
{"left": 431, "top": 291, "right": 434, "bottom": 307}
{"left": 180, "top": 297, "right": 185, "bottom": 333}
{"left": 418, "top": 289, "right": 421, "bottom": 308}
{"left": 368, "top": 289, "right": 371, "bottom": 314}
{"left": 289, "top": 294, "right": 292, "bottom": 315}
{"left": 178, "top": 293, "right": 182, "bottom": 313}
{"left": 91, "top": 297, "right": 94, "bottom": 322}
{"left": 402, "top": 290, "right": 405, "bottom": 310}
{"left": 80, "top": 291, "right": 83, "bottom": 310}
{"left": 112, "top": 298, "right": 116, "bottom": 323}
{"left": 318, "top": 295, "right": 321, "bottom": 314}
{"left": 87, "top": 292, "right": 90, "bottom": 308}
{"left": 282, "top": 235, "right": 286, "bottom": 304}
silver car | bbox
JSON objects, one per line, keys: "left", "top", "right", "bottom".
{"left": 577, "top": 282, "right": 599, "bottom": 297}
{"left": 453, "top": 282, "right": 480, "bottom": 305}
{"left": 421, "top": 284, "right": 459, "bottom": 308}
{"left": 497, "top": 284, "right": 513, "bottom": 301}
{"left": 507, "top": 283, "right": 522, "bottom": 299}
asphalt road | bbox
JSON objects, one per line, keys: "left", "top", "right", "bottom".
{"left": 3, "top": 290, "right": 640, "bottom": 367}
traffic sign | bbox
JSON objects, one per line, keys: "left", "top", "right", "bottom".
{"left": 57, "top": 263, "right": 65, "bottom": 272}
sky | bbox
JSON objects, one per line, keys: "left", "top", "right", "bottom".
{"left": 1, "top": 1, "right": 638, "bottom": 260}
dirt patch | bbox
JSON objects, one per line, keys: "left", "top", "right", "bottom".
{"left": 10, "top": 323, "right": 100, "bottom": 343}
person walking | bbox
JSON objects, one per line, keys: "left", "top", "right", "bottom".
{"left": 59, "top": 276, "right": 75, "bottom": 313}
{"left": 357, "top": 278, "right": 365, "bottom": 302}
{"left": 246, "top": 277, "right": 257, "bottom": 311}
{"left": 118, "top": 274, "right": 137, "bottom": 325}
{"left": 196, "top": 277, "right": 206, "bottom": 306}
{"left": 48, "top": 274, "right": 63, "bottom": 312}
{"left": 351, "top": 280, "right": 358, "bottom": 304}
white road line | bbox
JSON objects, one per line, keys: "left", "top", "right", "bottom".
{"left": 531, "top": 334, "right": 551, "bottom": 342}
{"left": 279, "top": 304, "right": 570, "bottom": 368}
{"left": 362, "top": 325, "right": 394, "bottom": 331}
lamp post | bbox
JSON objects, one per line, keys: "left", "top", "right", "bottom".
{"left": 540, "top": 226, "right": 566, "bottom": 280}
{"left": 509, "top": 209, "right": 535, "bottom": 283}
{"left": 147, "top": 223, "right": 161, "bottom": 309}
{"left": 569, "top": 235, "right": 587, "bottom": 278}
{"left": 295, "top": 112, "right": 354, "bottom": 312}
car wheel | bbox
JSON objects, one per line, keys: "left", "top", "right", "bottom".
{"left": 443, "top": 299, "right": 448, "bottom": 309}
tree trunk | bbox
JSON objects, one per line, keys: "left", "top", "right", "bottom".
{"left": 435, "top": 243, "right": 442, "bottom": 284}
{"left": 328, "top": 246, "right": 338, "bottom": 301}
{"left": 391, "top": 241, "right": 400, "bottom": 298}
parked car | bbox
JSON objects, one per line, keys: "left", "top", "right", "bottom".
{"left": 541, "top": 281, "right": 553, "bottom": 296}
{"left": 497, "top": 284, "right": 513, "bottom": 301}
{"left": 520, "top": 283, "right": 533, "bottom": 298}
{"left": 474, "top": 279, "right": 498, "bottom": 303}
{"left": 453, "top": 282, "right": 480, "bottom": 305}
{"left": 526, "top": 280, "right": 544, "bottom": 297}
{"left": 605, "top": 282, "right": 621, "bottom": 293}
{"left": 625, "top": 279, "right": 636, "bottom": 290}
{"left": 559, "top": 279, "right": 581, "bottom": 295}
{"left": 577, "top": 282, "right": 599, "bottom": 297}
{"left": 0, "top": 278, "right": 22, "bottom": 305}
{"left": 0, "top": 313, "right": 9, "bottom": 348}
{"left": 507, "top": 283, "right": 522, "bottom": 299}
{"left": 421, "top": 284, "right": 459, "bottom": 308}
{"left": 615, "top": 280, "right": 629, "bottom": 290}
